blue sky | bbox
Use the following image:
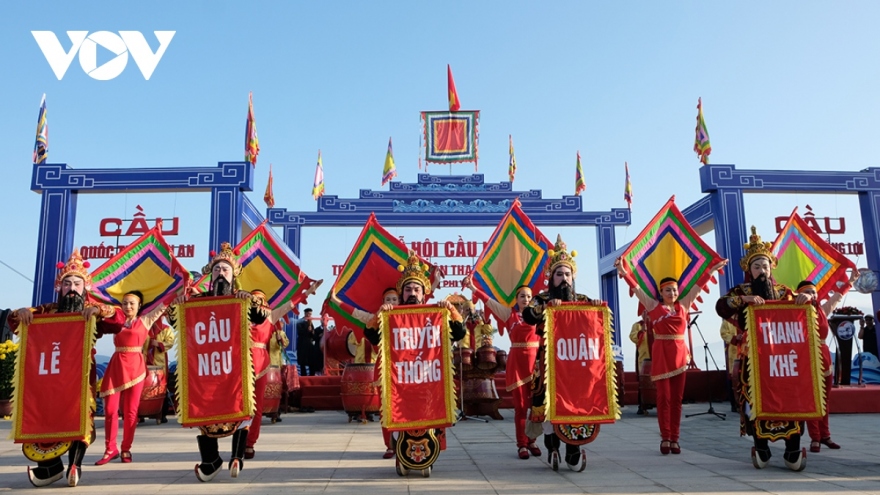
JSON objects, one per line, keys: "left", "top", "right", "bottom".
{"left": 1, "top": 1, "right": 878, "bottom": 366}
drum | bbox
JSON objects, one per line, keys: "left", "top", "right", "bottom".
{"left": 282, "top": 364, "right": 301, "bottom": 410}
{"left": 324, "top": 328, "right": 356, "bottom": 365}
{"left": 476, "top": 345, "right": 497, "bottom": 370}
{"left": 638, "top": 359, "right": 656, "bottom": 408}
{"left": 262, "top": 365, "right": 282, "bottom": 419}
{"left": 462, "top": 376, "right": 500, "bottom": 403}
{"left": 459, "top": 347, "right": 473, "bottom": 371}
{"left": 137, "top": 365, "right": 167, "bottom": 423}
{"left": 495, "top": 350, "right": 508, "bottom": 372}
{"left": 340, "top": 363, "right": 381, "bottom": 422}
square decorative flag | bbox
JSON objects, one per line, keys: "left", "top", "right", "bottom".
{"left": 472, "top": 199, "right": 551, "bottom": 307}
{"left": 421, "top": 111, "right": 479, "bottom": 164}
{"left": 13, "top": 314, "right": 96, "bottom": 443}
{"left": 619, "top": 196, "right": 724, "bottom": 303}
{"left": 772, "top": 209, "right": 856, "bottom": 302}
{"left": 90, "top": 225, "right": 190, "bottom": 313}
{"left": 745, "top": 303, "right": 825, "bottom": 421}
{"left": 544, "top": 303, "right": 619, "bottom": 424}
{"left": 236, "top": 222, "right": 316, "bottom": 308}
{"left": 379, "top": 305, "right": 456, "bottom": 430}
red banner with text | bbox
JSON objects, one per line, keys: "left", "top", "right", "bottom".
{"left": 13, "top": 314, "right": 96, "bottom": 443}
{"left": 545, "top": 303, "right": 619, "bottom": 424}
{"left": 746, "top": 303, "right": 825, "bottom": 420}
{"left": 176, "top": 297, "right": 254, "bottom": 427}
{"left": 379, "top": 305, "right": 455, "bottom": 431}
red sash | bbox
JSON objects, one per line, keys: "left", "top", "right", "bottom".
{"left": 176, "top": 297, "right": 254, "bottom": 427}
{"left": 12, "top": 314, "right": 96, "bottom": 443}
{"left": 545, "top": 303, "right": 619, "bottom": 424}
{"left": 745, "top": 302, "right": 825, "bottom": 420}
{"left": 379, "top": 305, "right": 455, "bottom": 431}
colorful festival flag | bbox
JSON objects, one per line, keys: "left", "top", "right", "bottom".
{"left": 235, "top": 222, "right": 316, "bottom": 308}
{"left": 471, "top": 199, "right": 551, "bottom": 308}
{"left": 421, "top": 110, "right": 480, "bottom": 166}
{"left": 447, "top": 64, "right": 460, "bottom": 112}
{"left": 508, "top": 135, "right": 517, "bottom": 183}
{"left": 575, "top": 151, "right": 586, "bottom": 196}
{"left": 772, "top": 208, "right": 856, "bottom": 302}
{"left": 245, "top": 92, "right": 260, "bottom": 167}
{"left": 12, "top": 314, "right": 96, "bottom": 443}
{"left": 175, "top": 297, "right": 254, "bottom": 427}
{"left": 324, "top": 213, "right": 438, "bottom": 335}
{"left": 33, "top": 93, "right": 48, "bottom": 165}
{"left": 90, "top": 224, "right": 191, "bottom": 314}
{"left": 544, "top": 304, "right": 619, "bottom": 424}
{"left": 623, "top": 162, "right": 633, "bottom": 210}
{"left": 745, "top": 303, "right": 825, "bottom": 420}
{"left": 379, "top": 305, "right": 456, "bottom": 430}
{"left": 312, "top": 150, "right": 325, "bottom": 200}
{"left": 263, "top": 163, "right": 275, "bottom": 208}
{"left": 381, "top": 137, "right": 397, "bottom": 186}
{"left": 694, "top": 97, "right": 711, "bottom": 165}
{"left": 618, "top": 196, "right": 724, "bottom": 305}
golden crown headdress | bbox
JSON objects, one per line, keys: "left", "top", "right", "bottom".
{"left": 740, "top": 225, "right": 776, "bottom": 272}
{"left": 397, "top": 250, "right": 432, "bottom": 295}
{"left": 202, "top": 242, "right": 242, "bottom": 276}
{"left": 546, "top": 234, "right": 577, "bottom": 277}
{"left": 55, "top": 248, "right": 91, "bottom": 291}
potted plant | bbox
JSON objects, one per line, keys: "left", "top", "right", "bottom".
{"left": 0, "top": 339, "right": 18, "bottom": 417}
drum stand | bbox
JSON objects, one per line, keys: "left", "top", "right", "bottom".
{"left": 685, "top": 315, "right": 726, "bottom": 420}
{"left": 456, "top": 346, "right": 488, "bottom": 423}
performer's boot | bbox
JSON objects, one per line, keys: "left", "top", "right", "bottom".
{"left": 66, "top": 441, "right": 86, "bottom": 487}
{"left": 751, "top": 437, "right": 772, "bottom": 469}
{"left": 27, "top": 458, "right": 64, "bottom": 487}
{"left": 229, "top": 428, "right": 249, "bottom": 478}
{"left": 564, "top": 443, "right": 586, "bottom": 472}
{"left": 544, "top": 434, "right": 560, "bottom": 471}
{"left": 783, "top": 435, "right": 807, "bottom": 471}
{"left": 194, "top": 435, "right": 223, "bottom": 482}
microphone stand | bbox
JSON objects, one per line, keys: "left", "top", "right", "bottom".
{"left": 685, "top": 314, "right": 726, "bottom": 420}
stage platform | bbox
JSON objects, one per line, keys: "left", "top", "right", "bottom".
{"left": 298, "top": 371, "right": 880, "bottom": 414}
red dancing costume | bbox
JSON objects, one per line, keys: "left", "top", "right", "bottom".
{"left": 504, "top": 310, "right": 541, "bottom": 450}
{"left": 245, "top": 319, "right": 273, "bottom": 456}
{"left": 100, "top": 316, "right": 151, "bottom": 460}
{"left": 806, "top": 308, "right": 834, "bottom": 447}
{"left": 647, "top": 302, "right": 690, "bottom": 445}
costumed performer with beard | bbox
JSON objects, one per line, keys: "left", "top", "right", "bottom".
{"left": 9, "top": 249, "right": 124, "bottom": 488}
{"left": 715, "top": 226, "right": 812, "bottom": 471}
{"left": 465, "top": 277, "right": 542, "bottom": 460}
{"left": 95, "top": 290, "right": 168, "bottom": 465}
{"left": 796, "top": 271, "right": 858, "bottom": 453}
{"left": 617, "top": 259, "right": 727, "bottom": 455}
{"left": 170, "top": 243, "right": 256, "bottom": 482}
{"left": 363, "top": 251, "right": 466, "bottom": 468}
{"left": 522, "top": 235, "right": 600, "bottom": 472}
{"left": 245, "top": 285, "right": 320, "bottom": 460}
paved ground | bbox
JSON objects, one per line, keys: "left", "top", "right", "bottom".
{"left": 1, "top": 404, "right": 878, "bottom": 494}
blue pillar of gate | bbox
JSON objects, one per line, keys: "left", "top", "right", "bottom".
{"left": 701, "top": 166, "right": 749, "bottom": 290}
{"left": 597, "top": 217, "right": 624, "bottom": 346}
{"left": 33, "top": 183, "right": 77, "bottom": 305}
{"left": 859, "top": 190, "right": 880, "bottom": 312}
{"left": 210, "top": 186, "right": 245, "bottom": 250}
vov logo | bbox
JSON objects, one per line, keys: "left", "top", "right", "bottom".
{"left": 32, "top": 31, "right": 175, "bottom": 81}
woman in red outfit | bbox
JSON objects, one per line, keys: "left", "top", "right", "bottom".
{"left": 617, "top": 260, "right": 726, "bottom": 455}
{"left": 96, "top": 291, "right": 167, "bottom": 465}
{"left": 467, "top": 278, "right": 542, "bottom": 460}
{"left": 796, "top": 272, "right": 857, "bottom": 453}
{"left": 245, "top": 289, "right": 302, "bottom": 460}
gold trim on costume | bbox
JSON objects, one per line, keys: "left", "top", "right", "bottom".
{"left": 99, "top": 372, "right": 146, "bottom": 397}
{"left": 115, "top": 346, "right": 142, "bottom": 353}
{"left": 652, "top": 334, "right": 686, "bottom": 340}
{"left": 505, "top": 375, "right": 533, "bottom": 392}
{"left": 651, "top": 365, "right": 688, "bottom": 381}
{"left": 510, "top": 342, "right": 540, "bottom": 348}
{"left": 252, "top": 343, "right": 267, "bottom": 349}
